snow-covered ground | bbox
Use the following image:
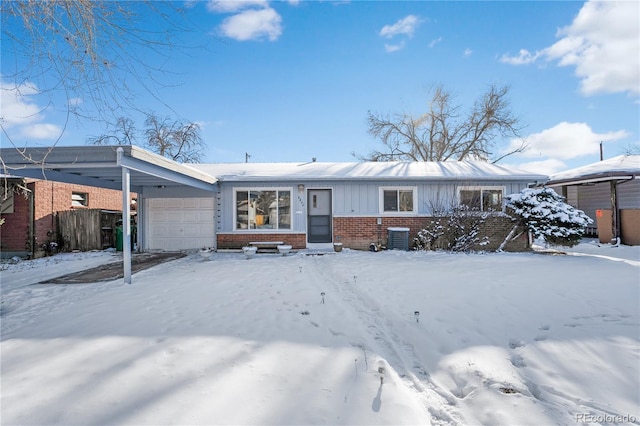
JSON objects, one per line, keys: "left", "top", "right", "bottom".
{"left": 1, "top": 241, "right": 639, "bottom": 425}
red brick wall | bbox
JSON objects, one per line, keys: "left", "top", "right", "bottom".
{"left": 1, "top": 186, "right": 31, "bottom": 254}
{"left": 1, "top": 179, "right": 133, "bottom": 256}
{"left": 216, "top": 215, "right": 528, "bottom": 252}
{"left": 334, "top": 217, "right": 428, "bottom": 250}
{"left": 217, "top": 233, "right": 306, "bottom": 249}
{"left": 334, "top": 215, "right": 528, "bottom": 251}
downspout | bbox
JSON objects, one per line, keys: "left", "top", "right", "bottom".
{"left": 610, "top": 180, "right": 618, "bottom": 245}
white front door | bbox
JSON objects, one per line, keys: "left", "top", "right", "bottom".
{"left": 307, "top": 189, "right": 332, "bottom": 243}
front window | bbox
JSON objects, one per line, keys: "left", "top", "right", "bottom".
{"left": 236, "top": 189, "right": 291, "bottom": 230}
{"left": 459, "top": 187, "right": 504, "bottom": 212}
{"left": 380, "top": 187, "right": 416, "bottom": 213}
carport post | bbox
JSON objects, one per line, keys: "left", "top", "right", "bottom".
{"left": 118, "top": 148, "right": 132, "bottom": 284}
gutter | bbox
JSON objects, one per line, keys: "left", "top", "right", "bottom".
{"left": 546, "top": 171, "right": 638, "bottom": 187}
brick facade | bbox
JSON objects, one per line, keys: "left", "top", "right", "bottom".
{"left": 334, "top": 215, "right": 528, "bottom": 251}
{"left": 216, "top": 215, "right": 528, "bottom": 252}
{"left": 1, "top": 184, "right": 31, "bottom": 255}
{"left": 1, "top": 179, "right": 131, "bottom": 257}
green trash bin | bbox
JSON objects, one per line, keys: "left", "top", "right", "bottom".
{"left": 115, "top": 225, "right": 123, "bottom": 251}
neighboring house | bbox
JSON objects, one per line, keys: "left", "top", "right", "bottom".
{"left": 189, "top": 161, "right": 547, "bottom": 251}
{"left": 546, "top": 155, "right": 640, "bottom": 245}
{"left": 0, "top": 176, "right": 132, "bottom": 258}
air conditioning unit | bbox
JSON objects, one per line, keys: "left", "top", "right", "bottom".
{"left": 387, "top": 227, "right": 410, "bottom": 251}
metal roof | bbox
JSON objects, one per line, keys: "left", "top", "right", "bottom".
{"left": 546, "top": 155, "right": 640, "bottom": 187}
{"left": 191, "top": 161, "right": 548, "bottom": 183}
{"left": 0, "top": 145, "right": 217, "bottom": 192}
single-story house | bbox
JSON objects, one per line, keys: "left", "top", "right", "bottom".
{"left": 0, "top": 146, "right": 547, "bottom": 282}
{"left": 546, "top": 155, "right": 640, "bottom": 245}
{"left": 0, "top": 173, "right": 134, "bottom": 258}
{"left": 189, "top": 161, "right": 547, "bottom": 251}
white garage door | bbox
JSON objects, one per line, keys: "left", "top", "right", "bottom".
{"left": 147, "top": 198, "right": 215, "bottom": 251}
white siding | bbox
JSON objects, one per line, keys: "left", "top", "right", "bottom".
{"left": 217, "top": 180, "right": 536, "bottom": 231}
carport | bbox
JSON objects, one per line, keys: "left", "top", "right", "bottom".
{"left": 0, "top": 145, "right": 218, "bottom": 283}
{"left": 546, "top": 155, "right": 640, "bottom": 245}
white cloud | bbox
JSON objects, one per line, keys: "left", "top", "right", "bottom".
{"left": 207, "top": 0, "right": 269, "bottom": 13}
{"left": 508, "top": 158, "right": 568, "bottom": 176}
{"left": 463, "top": 48, "right": 472, "bottom": 57}
{"left": 507, "top": 122, "right": 629, "bottom": 160}
{"left": 500, "top": 1, "right": 639, "bottom": 96}
{"left": 500, "top": 49, "right": 539, "bottom": 65}
{"left": 68, "top": 97, "right": 83, "bottom": 107}
{"left": 384, "top": 41, "right": 405, "bottom": 53}
{"left": 0, "top": 80, "right": 42, "bottom": 128}
{"left": 380, "top": 15, "right": 420, "bottom": 38}
{"left": 0, "top": 78, "right": 62, "bottom": 141}
{"left": 218, "top": 7, "right": 282, "bottom": 41}
{"left": 21, "top": 123, "right": 62, "bottom": 140}
{"left": 429, "top": 37, "right": 442, "bottom": 48}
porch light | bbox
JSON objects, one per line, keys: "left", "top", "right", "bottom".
{"left": 298, "top": 184, "right": 305, "bottom": 192}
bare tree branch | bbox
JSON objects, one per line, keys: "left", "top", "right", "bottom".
{"left": 360, "top": 83, "right": 527, "bottom": 163}
{"left": 1, "top": 0, "right": 198, "bottom": 148}
{"left": 86, "top": 113, "right": 205, "bottom": 163}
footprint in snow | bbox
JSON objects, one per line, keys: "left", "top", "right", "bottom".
{"left": 508, "top": 339, "right": 525, "bottom": 349}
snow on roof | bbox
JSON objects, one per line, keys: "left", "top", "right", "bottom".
{"left": 0, "top": 173, "right": 23, "bottom": 180}
{"left": 190, "top": 161, "right": 548, "bottom": 182}
{"left": 548, "top": 155, "right": 640, "bottom": 185}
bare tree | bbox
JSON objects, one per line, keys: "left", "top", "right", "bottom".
{"left": 623, "top": 144, "right": 640, "bottom": 155}
{"left": 87, "top": 117, "right": 137, "bottom": 146}
{"left": 87, "top": 113, "right": 205, "bottom": 163}
{"left": 144, "top": 114, "right": 204, "bottom": 163}
{"left": 1, "top": 1, "right": 192, "bottom": 146}
{"left": 358, "top": 84, "right": 527, "bottom": 163}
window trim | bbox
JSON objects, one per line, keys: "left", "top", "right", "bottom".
{"left": 378, "top": 186, "right": 417, "bottom": 215}
{"left": 457, "top": 186, "right": 505, "bottom": 212}
{"left": 233, "top": 187, "right": 293, "bottom": 231}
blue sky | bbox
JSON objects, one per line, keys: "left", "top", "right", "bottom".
{"left": 1, "top": 0, "right": 638, "bottom": 175}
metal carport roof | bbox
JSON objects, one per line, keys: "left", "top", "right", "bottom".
{"left": 0, "top": 145, "right": 217, "bottom": 192}
{"left": 0, "top": 145, "right": 218, "bottom": 283}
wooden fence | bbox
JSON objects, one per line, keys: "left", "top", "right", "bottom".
{"left": 57, "top": 209, "right": 120, "bottom": 252}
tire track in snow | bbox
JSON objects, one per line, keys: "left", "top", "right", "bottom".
{"left": 301, "top": 254, "right": 463, "bottom": 425}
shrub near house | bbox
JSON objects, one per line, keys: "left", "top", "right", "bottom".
{"left": 414, "top": 206, "right": 492, "bottom": 252}
{"left": 414, "top": 187, "right": 592, "bottom": 252}
{"left": 505, "top": 187, "right": 593, "bottom": 247}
